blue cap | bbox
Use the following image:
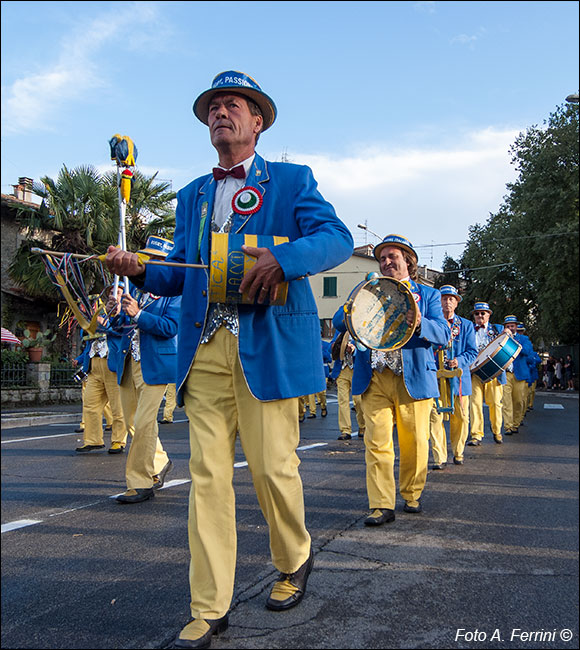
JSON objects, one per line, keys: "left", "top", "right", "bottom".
{"left": 472, "top": 301, "right": 492, "bottom": 314}
{"left": 193, "top": 71, "right": 277, "bottom": 131}
{"left": 440, "top": 285, "right": 462, "bottom": 302}
{"left": 373, "top": 234, "right": 418, "bottom": 263}
{"left": 503, "top": 314, "right": 519, "bottom": 325}
{"left": 517, "top": 322, "right": 525, "bottom": 331}
{"left": 138, "top": 236, "right": 174, "bottom": 258}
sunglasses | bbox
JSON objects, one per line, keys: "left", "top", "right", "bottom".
{"left": 474, "top": 312, "right": 487, "bottom": 315}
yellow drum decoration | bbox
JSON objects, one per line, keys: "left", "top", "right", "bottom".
{"left": 208, "top": 233, "right": 289, "bottom": 306}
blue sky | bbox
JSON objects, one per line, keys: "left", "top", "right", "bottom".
{"left": 1, "top": 0, "right": 578, "bottom": 269}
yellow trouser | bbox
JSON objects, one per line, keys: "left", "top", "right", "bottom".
{"left": 79, "top": 383, "right": 111, "bottom": 428}
{"left": 503, "top": 372, "right": 527, "bottom": 432}
{"left": 528, "top": 382, "right": 536, "bottom": 409}
{"left": 119, "top": 357, "right": 169, "bottom": 490}
{"left": 361, "top": 369, "right": 432, "bottom": 510}
{"left": 298, "top": 391, "right": 327, "bottom": 418}
{"left": 183, "top": 328, "right": 311, "bottom": 620}
{"left": 337, "top": 366, "right": 365, "bottom": 434}
{"left": 470, "top": 374, "right": 503, "bottom": 439}
{"left": 429, "top": 395, "right": 470, "bottom": 464}
{"left": 163, "top": 383, "right": 177, "bottom": 421}
{"left": 82, "top": 357, "right": 126, "bottom": 446}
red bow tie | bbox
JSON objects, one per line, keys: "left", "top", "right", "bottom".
{"left": 212, "top": 165, "right": 245, "bottom": 181}
{"left": 475, "top": 325, "right": 483, "bottom": 331}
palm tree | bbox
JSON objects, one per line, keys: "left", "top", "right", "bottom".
{"left": 9, "top": 164, "right": 176, "bottom": 300}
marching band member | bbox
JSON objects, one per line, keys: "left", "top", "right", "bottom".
{"left": 106, "top": 71, "right": 353, "bottom": 649}
{"left": 333, "top": 234, "right": 449, "bottom": 525}
{"left": 429, "top": 285, "right": 478, "bottom": 468}
{"left": 108, "top": 236, "right": 180, "bottom": 504}
{"left": 518, "top": 323, "right": 541, "bottom": 411}
{"left": 502, "top": 315, "right": 534, "bottom": 435}
{"left": 331, "top": 330, "right": 366, "bottom": 440}
{"left": 74, "top": 288, "right": 127, "bottom": 454}
{"left": 468, "top": 302, "right": 506, "bottom": 445}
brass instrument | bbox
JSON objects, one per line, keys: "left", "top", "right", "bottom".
{"left": 435, "top": 346, "right": 462, "bottom": 420}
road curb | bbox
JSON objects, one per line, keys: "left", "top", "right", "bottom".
{"left": 1, "top": 413, "right": 81, "bottom": 429}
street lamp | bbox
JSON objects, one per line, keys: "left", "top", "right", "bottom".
{"left": 357, "top": 223, "right": 382, "bottom": 240}
{"left": 565, "top": 93, "right": 579, "bottom": 104}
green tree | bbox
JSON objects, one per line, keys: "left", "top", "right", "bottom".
{"left": 446, "top": 101, "right": 579, "bottom": 346}
{"left": 9, "top": 165, "right": 176, "bottom": 300}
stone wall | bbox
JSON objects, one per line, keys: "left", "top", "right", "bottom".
{"left": 1, "top": 362, "right": 81, "bottom": 407}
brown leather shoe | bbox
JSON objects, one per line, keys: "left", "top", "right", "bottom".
{"left": 337, "top": 432, "right": 352, "bottom": 440}
{"left": 174, "top": 615, "right": 229, "bottom": 649}
{"left": 265, "top": 548, "right": 314, "bottom": 611}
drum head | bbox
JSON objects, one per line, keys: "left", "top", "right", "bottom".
{"left": 345, "top": 277, "right": 417, "bottom": 351}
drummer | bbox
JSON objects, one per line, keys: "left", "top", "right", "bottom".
{"left": 468, "top": 302, "right": 506, "bottom": 445}
{"left": 429, "top": 285, "right": 478, "bottom": 468}
{"left": 333, "top": 234, "right": 449, "bottom": 524}
{"left": 502, "top": 315, "right": 535, "bottom": 435}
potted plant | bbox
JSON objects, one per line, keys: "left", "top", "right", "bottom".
{"left": 20, "top": 329, "right": 56, "bottom": 362}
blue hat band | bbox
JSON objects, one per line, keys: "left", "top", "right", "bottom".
{"left": 140, "top": 236, "right": 173, "bottom": 256}
{"left": 212, "top": 72, "right": 260, "bottom": 91}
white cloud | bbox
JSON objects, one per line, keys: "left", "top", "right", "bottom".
{"left": 414, "top": 1, "right": 437, "bottom": 14}
{"left": 285, "top": 127, "right": 520, "bottom": 268}
{"left": 1, "top": 2, "right": 167, "bottom": 135}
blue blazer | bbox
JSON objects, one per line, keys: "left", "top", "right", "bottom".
{"left": 141, "top": 154, "right": 353, "bottom": 403}
{"left": 112, "top": 285, "right": 180, "bottom": 386}
{"left": 333, "top": 281, "right": 450, "bottom": 400}
{"left": 322, "top": 340, "right": 332, "bottom": 379}
{"left": 512, "top": 332, "right": 534, "bottom": 382}
{"left": 434, "top": 315, "right": 478, "bottom": 397}
{"left": 76, "top": 330, "right": 121, "bottom": 375}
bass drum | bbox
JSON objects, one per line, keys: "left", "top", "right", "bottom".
{"left": 470, "top": 331, "right": 522, "bottom": 382}
{"left": 343, "top": 276, "right": 418, "bottom": 351}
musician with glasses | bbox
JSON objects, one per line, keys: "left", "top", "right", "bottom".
{"left": 333, "top": 234, "right": 449, "bottom": 525}
{"left": 468, "top": 302, "right": 506, "bottom": 445}
{"left": 429, "top": 285, "right": 478, "bottom": 468}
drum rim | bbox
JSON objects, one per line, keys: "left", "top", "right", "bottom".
{"left": 344, "top": 276, "right": 418, "bottom": 351}
{"left": 470, "top": 331, "right": 521, "bottom": 373}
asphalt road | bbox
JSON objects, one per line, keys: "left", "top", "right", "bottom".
{"left": 1, "top": 390, "right": 578, "bottom": 650}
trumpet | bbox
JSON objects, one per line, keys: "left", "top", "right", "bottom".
{"left": 434, "top": 346, "right": 462, "bottom": 419}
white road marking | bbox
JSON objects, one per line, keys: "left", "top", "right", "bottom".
{"left": 2, "top": 444, "right": 327, "bottom": 532}
{"left": 1, "top": 519, "right": 43, "bottom": 533}
{"left": 1, "top": 432, "right": 80, "bottom": 444}
{"left": 544, "top": 404, "right": 565, "bottom": 409}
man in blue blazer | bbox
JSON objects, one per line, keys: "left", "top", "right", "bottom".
{"left": 108, "top": 236, "right": 180, "bottom": 505}
{"left": 468, "top": 302, "right": 507, "bottom": 445}
{"left": 333, "top": 234, "right": 449, "bottom": 525}
{"left": 429, "top": 285, "right": 478, "bottom": 468}
{"left": 519, "top": 323, "right": 541, "bottom": 410}
{"left": 502, "top": 315, "right": 534, "bottom": 435}
{"left": 74, "top": 287, "right": 126, "bottom": 454}
{"left": 106, "top": 71, "right": 353, "bottom": 648}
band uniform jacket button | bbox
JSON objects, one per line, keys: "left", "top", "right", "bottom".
{"left": 202, "top": 290, "right": 207, "bottom": 297}
{"left": 195, "top": 322, "right": 202, "bottom": 328}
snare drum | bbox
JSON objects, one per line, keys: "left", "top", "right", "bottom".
{"left": 343, "top": 277, "right": 418, "bottom": 351}
{"left": 208, "top": 233, "right": 289, "bottom": 306}
{"left": 470, "top": 331, "right": 522, "bottom": 382}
